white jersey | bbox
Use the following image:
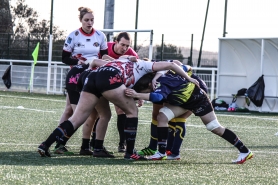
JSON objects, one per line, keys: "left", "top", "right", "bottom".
{"left": 63, "top": 28, "right": 108, "bottom": 63}
{"left": 101, "top": 59, "right": 155, "bottom": 88}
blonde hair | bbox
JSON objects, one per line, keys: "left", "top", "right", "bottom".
{"left": 78, "top": 7, "right": 93, "bottom": 20}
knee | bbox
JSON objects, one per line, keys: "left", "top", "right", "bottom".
{"left": 205, "top": 119, "right": 225, "bottom": 135}
{"left": 65, "top": 106, "right": 73, "bottom": 115}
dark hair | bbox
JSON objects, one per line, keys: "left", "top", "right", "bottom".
{"left": 115, "top": 32, "right": 131, "bottom": 42}
{"left": 78, "top": 7, "right": 93, "bottom": 20}
{"left": 133, "top": 73, "right": 156, "bottom": 92}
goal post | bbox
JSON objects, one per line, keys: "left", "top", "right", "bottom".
{"left": 100, "top": 29, "right": 154, "bottom": 60}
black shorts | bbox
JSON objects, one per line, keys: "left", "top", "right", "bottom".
{"left": 67, "top": 88, "right": 80, "bottom": 105}
{"left": 65, "top": 64, "right": 89, "bottom": 91}
{"left": 82, "top": 66, "right": 123, "bottom": 98}
{"left": 179, "top": 86, "right": 213, "bottom": 116}
{"left": 76, "top": 69, "right": 92, "bottom": 92}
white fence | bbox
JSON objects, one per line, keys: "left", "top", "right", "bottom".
{"left": 0, "top": 59, "right": 218, "bottom": 100}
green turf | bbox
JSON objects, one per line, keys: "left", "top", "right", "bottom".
{"left": 0, "top": 91, "right": 277, "bottom": 184}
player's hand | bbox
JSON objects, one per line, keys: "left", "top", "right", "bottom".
{"left": 102, "top": 54, "right": 114, "bottom": 61}
{"left": 128, "top": 56, "right": 138, "bottom": 62}
{"left": 152, "top": 80, "right": 159, "bottom": 90}
{"left": 137, "top": 99, "right": 145, "bottom": 107}
{"left": 125, "top": 89, "right": 137, "bottom": 98}
{"left": 78, "top": 60, "right": 85, "bottom": 65}
{"left": 189, "top": 78, "right": 199, "bottom": 87}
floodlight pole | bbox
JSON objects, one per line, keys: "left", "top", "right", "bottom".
{"left": 47, "top": 0, "right": 54, "bottom": 94}
{"left": 223, "top": 0, "right": 228, "bottom": 37}
{"left": 134, "top": 0, "right": 139, "bottom": 51}
{"left": 197, "top": 0, "right": 210, "bottom": 69}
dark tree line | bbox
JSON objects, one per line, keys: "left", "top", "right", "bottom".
{"left": 0, "top": 0, "right": 66, "bottom": 62}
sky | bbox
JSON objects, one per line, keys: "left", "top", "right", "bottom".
{"left": 10, "top": 0, "right": 278, "bottom": 52}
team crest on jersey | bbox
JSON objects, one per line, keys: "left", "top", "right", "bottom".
{"left": 86, "top": 39, "right": 90, "bottom": 42}
{"left": 67, "top": 37, "right": 72, "bottom": 44}
{"left": 64, "top": 44, "right": 68, "bottom": 47}
{"left": 75, "top": 31, "right": 79, "bottom": 36}
{"left": 93, "top": 42, "right": 99, "bottom": 47}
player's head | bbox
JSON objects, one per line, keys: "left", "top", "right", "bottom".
{"left": 78, "top": 7, "right": 94, "bottom": 33}
{"left": 114, "top": 32, "right": 132, "bottom": 55}
{"left": 133, "top": 73, "right": 156, "bottom": 93}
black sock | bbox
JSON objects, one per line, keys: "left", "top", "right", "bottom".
{"left": 44, "top": 120, "right": 74, "bottom": 148}
{"left": 117, "top": 114, "right": 126, "bottom": 145}
{"left": 94, "top": 139, "right": 104, "bottom": 150}
{"left": 55, "top": 128, "right": 78, "bottom": 148}
{"left": 90, "top": 118, "right": 99, "bottom": 148}
{"left": 221, "top": 128, "right": 249, "bottom": 153}
{"left": 157, "top": 127, "right": 168, "bottom": 154}
{"left": 125, "top": 117, "right": 138, "bottom": 154}
{"left": 148, "top": 119, "right": 158, "bottom": 150}
{"left": 81, "top": 138, "right": 90, "bottom": 150}
{"left": 166, "top": 120, "right": 176, "bottom": 151}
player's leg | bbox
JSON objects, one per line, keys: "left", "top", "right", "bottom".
{"left": 114, "top": 105, "right": 126, "bottom": 152}
{"left": 166, "top": 111, "right": 191, "bottom": 160}
{"left": 54, "top": 89, "right": 79, "bottom": 155}
{"left": 79, "top": 108, "right": 98, "bottom": 155}
{"left": 137, "top": 103, "right": 162, "bottom": 156}
{"left": 92, "top": 97, "right": 114, "bottom": 158}
{"left": 148, "top": 104, "right": 186, "bottom": 160}
{"left": 59, "top": 94, "right": 73, "bottom": 123}
{"left": 200, "top": 111, "right": 253, "bottom": 164}
{"left": 89, "top": 117, "right": 99, "bottom": 150}
{"left": 38, "top": 91, "right": 99, "bottom": 157}
{"left": 102, "top": 84, "right": 145, "bottom": 160}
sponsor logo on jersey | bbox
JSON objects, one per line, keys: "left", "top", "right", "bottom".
{"left": 75, "top": 31, "right": 79, "bottom": 36}
{"left": 67, "top": 37, "right": 72, "bottom": 44}
{"left": 77, "top": 42, "right": 85, "bottom": 48}
{"left": 93, "top": 42, "right": 99, "bottom": 47}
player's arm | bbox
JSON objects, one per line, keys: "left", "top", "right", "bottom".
{"left": 102, "top": 54, "right": 114, "bottom": 61}
{"left": 90, "top": 59, "right": 109, "bottom": 68}
{"left": 99, "top": 49, "right": 108, "bottom": 58}
{"left": 125, "top": 89, "right": 163, "bottom": 103}
{"left": 62, "top": 51, "right": 79, "bottom": 65}
{"left": 119, "top": 55, "right": 138, "bottom": 62}
{"left": 153, "top": 62, "right": 199, "bottom": 86}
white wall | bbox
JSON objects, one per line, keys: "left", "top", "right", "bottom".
{"left": 217, "top": 38, "right": 278, "bottom": 112}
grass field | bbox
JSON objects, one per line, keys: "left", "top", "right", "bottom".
{"left": 0, "top": 91, "right": 278, "bottom": 185}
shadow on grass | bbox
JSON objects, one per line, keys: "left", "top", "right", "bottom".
{"left": 0, "top": 151, "right": 234, "bottom": 166}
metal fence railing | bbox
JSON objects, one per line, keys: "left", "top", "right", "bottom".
{"left": 0, "top": 59, "right": 218, "bottom": 99}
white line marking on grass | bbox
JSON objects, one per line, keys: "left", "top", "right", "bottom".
{"left": 0, "top": 95, "right": 65, "bottom": 102}
{"left": 0, "top": 105, "right": 55, "bottom": 113}
{"left": 217, "top": 114, "right": 278, "bottom": 121}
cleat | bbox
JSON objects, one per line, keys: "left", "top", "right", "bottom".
{"left": 79, "top": 148, "right": 93, "bottom": 155}
{"left": 118, "top": 143, "right": 126, "bottom": 153}
{"left": 38, "top": 142, "right": 51, "bottom": 157}
{"left": 232, "top": 151, "right": 253, "bottom": 164}
{"left": 124, "top": 152, "right": 147, "bottom": 160}
{"left": 137, "top": 147, "right": 157, "bottom": 156}
{"left": 148, "top": 151, "right": 167, "bottom": 160}
{"left": 53, "top": 145, "right": 74, "bottom": 155}
{"left": 166, "top": 150, "right": 172, "bottom": 156}
{"left": 93, "top": 147, "right": 115, "bottom": 158}
{"left": 166, "top": 154, "right": 180, "bottom": 160}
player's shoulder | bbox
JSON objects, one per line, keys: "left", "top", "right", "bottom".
{"left": 94, "top": 29, "right": 106, "bottom": 36}
{"left": 107, "top": 42, "right": 114, "bottom": 47}
{"left": 67, "top": 28, "right": 82, "bottom": 37}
